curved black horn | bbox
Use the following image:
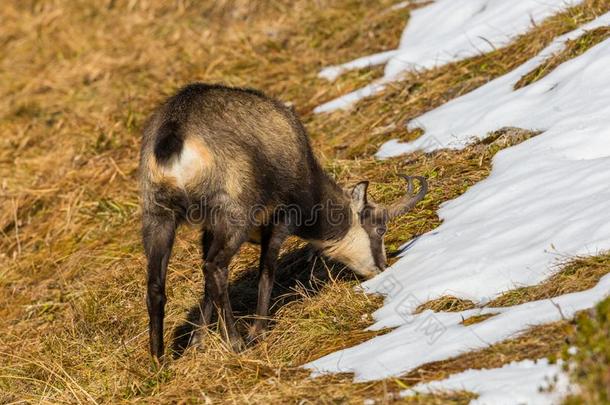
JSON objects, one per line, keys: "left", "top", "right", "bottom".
{"left": 387, "top": 175, "right": 428, "bottom": 219}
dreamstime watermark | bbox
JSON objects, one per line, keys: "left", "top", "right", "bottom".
{"left": 378, "top": 274, "right": 447, "bottom": 345}
{"left": 417, "top": 133, "right": 444, "bottom": 152}
{"left": 150, "top": 195, "right": 356, "bottom": 228}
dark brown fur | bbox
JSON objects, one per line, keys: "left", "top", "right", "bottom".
{"left": 140, "top": 83, "right": 426, "bottom": 359}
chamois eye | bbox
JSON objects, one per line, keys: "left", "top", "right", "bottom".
{"left": 376, "top": 227, "right": 386, "bottom": 237}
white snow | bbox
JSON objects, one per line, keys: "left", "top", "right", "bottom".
{"left": 403, "top": 359, "right": 573, "bottom": 405}
{"left": 315, "top": 0, "right": 582, "bottom": 113}
{"left": 306, "top": 274, "right": 610, "bottom": 381}
{"left": 319, "top": 51, "right": 399, "bottom": 81}
{"left": 305, "top": 12, "right": 610, "bottom": 394}
{"left": 313, "top": 80, "right": 390, "bottom": 113}
{"left": 377, "top": 12, "right": 610, "bottom": 157}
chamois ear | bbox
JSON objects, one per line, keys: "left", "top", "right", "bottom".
{"left": 351, "top": 181, "right": 369, "bottom": 213}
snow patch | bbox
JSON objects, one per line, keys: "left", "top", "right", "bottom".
{"left": 319, "top": 51, "right": 398, "bottom": 81}
{"left": 306, "top": 274, "right": 610, "bottom": 381}
{"left": 377, "top": 12, "right": 610, "bottom": 157}
{"left": 403, "top": 359, "right": 573, "bottom": 405}
{"left": 315, "top": 0, "right": 582, "bottom": 113}
{"left": 305, "top": 13, "right": 610, "bottom": 387}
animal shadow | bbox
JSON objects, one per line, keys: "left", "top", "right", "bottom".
{"left": 171, "top": 244, "right": 359, "bottom": 357}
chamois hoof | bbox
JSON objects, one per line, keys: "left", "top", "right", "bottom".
{"left": 229, "top": 336, "right": 246, "bottom": 353}
{"left": 150, "top": 353, "right": 168, "bottom": 369}
{"left": 246, "top": 325, "right": 266, "bottom": 345}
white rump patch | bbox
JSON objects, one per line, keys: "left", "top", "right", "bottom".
{"left": 163, "top": 141, "right": 207, "bottom": 188}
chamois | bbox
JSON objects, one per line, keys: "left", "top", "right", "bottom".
{"left": 140, "top": 83, "right": 427, "bottom": 359}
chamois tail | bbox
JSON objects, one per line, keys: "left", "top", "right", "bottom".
{"left": 154, "top": 120, "right": 183, "bottom": 164}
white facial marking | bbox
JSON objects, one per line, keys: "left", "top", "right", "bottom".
{"left": 320, "top": 220, "right": 379, "bottom": 278}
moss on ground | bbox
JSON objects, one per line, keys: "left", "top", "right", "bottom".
{"left": 563, "top": 297, "right": 610, "bottom": 404}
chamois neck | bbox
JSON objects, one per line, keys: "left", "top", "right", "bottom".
{"left": 297, "top": 171, "right": 353, "bottom": 242}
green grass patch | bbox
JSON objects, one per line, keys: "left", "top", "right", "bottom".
{"left": 563, "top": 297, "right": 610, "bottom": 404}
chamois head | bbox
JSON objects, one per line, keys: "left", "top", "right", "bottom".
{"left": 321, "top": 176, "right": 428, "bottom": 279}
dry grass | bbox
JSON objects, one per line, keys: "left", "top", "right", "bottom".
{"left": 416, "top": 252, "right": 610, "bottom": 316}
{"left": 401, "top": 321, "right": 575, "bottom": 385}
{"left": 460, "top": 313, "right": 495, "bottom": 326}
{"left": 2, "top": 0, "right": 610, "bottom": 403}
{"left": 488, "top": 253, "right": 610, "bottom": 307}
{"left": 515, "top": 26, "right": 610, "bottom": 89}
{"left": 415, "top": 296, "right": 476, "bottom": 314}
{"left": 307, "top": 0, "right": 610, "bottom": 158}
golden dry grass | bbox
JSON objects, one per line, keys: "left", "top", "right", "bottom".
{"left": 415, "top": 296, "right": 476, "bottom": 314}
{"left": 515, "top": 25, "right": 610, "bottom": 89}
{"left": 460, "top": 313, "right": 495, "bottom": 326}
{"left": 307, "top": 0, "right": 610, "bottom": 158}
{"left": 488, "top": 253, "right": 610, "bottom": 308}
{"left": 417, "top": 253, "right": 610, "bottom": 315}
{"left": 2, "top": 0, "right": 610, "bottom": 403}
{"left": 401, "top": 321, "right": 575, "bottom": 386}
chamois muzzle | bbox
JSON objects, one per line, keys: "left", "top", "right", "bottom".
{"left": 386, "top": 175, "right": 428, "bottom": 219}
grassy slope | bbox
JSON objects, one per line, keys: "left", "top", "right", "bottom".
{"left": 1, "top": 0, "right": 609, "bottom": 403}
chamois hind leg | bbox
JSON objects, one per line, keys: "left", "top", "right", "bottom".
{"left": 143, "top": 212, "right": 176, "bottom": 362}
{"left": 204, "top": 230, "right": 248, "bottom": 352}
{"left": 199, "top": 230, "right": 214, "bottom": 327}
{"left": 248, "top": 224, "right": 289, "bottom": 342}
{"left": 186, "top": 230, "right": 215, "bottom": 349}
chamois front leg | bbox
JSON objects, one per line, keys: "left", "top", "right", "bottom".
{"left": 248, "top": 225, "right": 288, "bottom": 342}
{"left": 143, "top": 213, "right": 176, "bottom": 362}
